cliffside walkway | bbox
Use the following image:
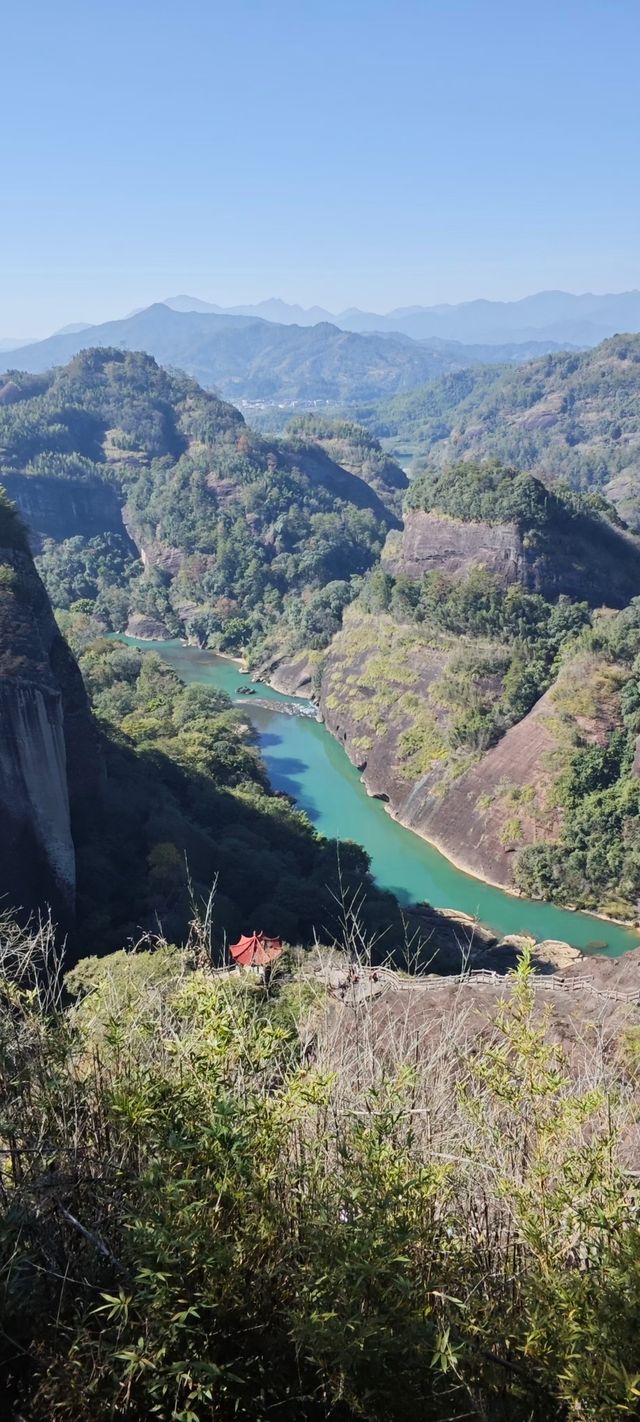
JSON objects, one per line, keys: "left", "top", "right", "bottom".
{"left": 206, "top": 959, "right": 640, "bottom": 1008}
{"left": 321, "top": 963, "right": 640, "bottom": 1007}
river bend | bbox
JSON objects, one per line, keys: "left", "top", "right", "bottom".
{"left": 123, "top": 638, "right": 640, "bottom": 958}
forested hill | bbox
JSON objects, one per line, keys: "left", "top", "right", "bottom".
{"left": 3, "top": 304, "right": 477, "bottom": 406}
{"left": 0, "top": 352, "right": 480, "bottom": 963}
{"left": 366, "top": 334, "right": 640, "bottom": 527}
{"left": 285, "top": 413, "right": 409, "bottom": 516}
{"left": 0, "top": 348, "right": 396, "bottom": 656}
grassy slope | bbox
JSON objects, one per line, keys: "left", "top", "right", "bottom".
{"left": 3, "top": 933, "right": 640, "bottom": 1420}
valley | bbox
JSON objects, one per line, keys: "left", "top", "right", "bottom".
{"left": 4, "top": 344, "right": 640, "bottom": 943}
{"left": 125, "top": 634, "right": 640, "bottom": 955}
{"left": 7, "top": 6, "right": 640, "bottom": 1414}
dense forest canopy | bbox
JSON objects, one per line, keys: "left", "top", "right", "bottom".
{"left": 365, "top": 334, "right": 640, "bottom": 527}
{"left": 0, "top": 349, "right": 398, "bottom": 656}
{"left": 406, "top": 458, "right": 625, "bottom": 533}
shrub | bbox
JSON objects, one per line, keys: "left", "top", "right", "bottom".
{"left": 1, "top": 932, "right": 639, "bottom": 1420}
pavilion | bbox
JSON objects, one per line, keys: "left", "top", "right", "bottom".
{"left": 229, "top": 930, "right": 283, "bottom": 973}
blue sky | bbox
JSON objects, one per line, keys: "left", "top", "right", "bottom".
{"left": 2, "top": 0, "right": 639, "bottom": 334}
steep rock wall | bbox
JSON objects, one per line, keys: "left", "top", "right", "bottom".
{"left": 319, "top": 610, "right": 622, "bottom": 892}
{"left": 384, "top": 509, "right": 640, "bottom": 607}
{"left": 0, "top": 681, "right": 75, "bottom": 912}
{"left": 0, "top": 473, "right": 136, "bottom": 554}
{"left": 383, "top": 511, "right": 525, "bottom": 584}
{"left": 398, "top": 691, "right": 563, "bottom": 886}
{"left": 0, "top": 542, "right": 100, "bottom": 920}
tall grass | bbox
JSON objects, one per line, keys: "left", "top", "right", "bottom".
{"left": 0, "top": 913, "right": 639, "bottom": 1419}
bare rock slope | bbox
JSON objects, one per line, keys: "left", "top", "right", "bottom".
{"left": 384, "top": 506, "right": 640, "bottom": 607}
{"left": 320, "top": 605, "right": 623, "bottom": 891}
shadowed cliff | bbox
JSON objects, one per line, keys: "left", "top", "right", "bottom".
{"left": 0, "top": 492, "right": 99, "bottom": 922}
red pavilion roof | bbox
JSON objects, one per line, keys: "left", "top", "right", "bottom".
{"left": 229, "top": 930, "right": 283, "bottom": 967}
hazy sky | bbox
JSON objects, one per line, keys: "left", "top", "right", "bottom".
{"left": 2, "top": 0, "right": 639, "bottom": 335}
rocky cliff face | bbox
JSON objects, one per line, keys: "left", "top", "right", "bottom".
{"left": 383, "top": 511, "right": 525, "bottom": 583}
{"left": 0, "top": 472, "right": 136, "bottom": 555}
{"left": 320, "top": 610, "right": 623, "bottom": 891}
{"left": 0, "top": 524, "right": 100, "bottom": 921}
{"left": 383, "top": 508, "right": 640, "bottom": 607}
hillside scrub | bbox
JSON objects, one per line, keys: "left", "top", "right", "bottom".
{"left": 366, "top": 335, "right": 640, "bottom": 527}
{"left": 514, "top": 601, "right": 640, "bottom": 915}
{"left": 356, "top": 561, "right": 590, "bottom": 735}
{"left": 1, "top": 924, "right": 640, "bottom": 1420}
{"left": 0, "top": 349, "right": 395, "bottom": 657}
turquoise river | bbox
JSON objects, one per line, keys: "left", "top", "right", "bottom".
{"left": 124, "top": 637, "right": 640, "bottom": 958}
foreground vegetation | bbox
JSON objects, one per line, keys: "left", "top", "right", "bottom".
{"left": 1, "top": 922, "right": 639, "bottom": 1420}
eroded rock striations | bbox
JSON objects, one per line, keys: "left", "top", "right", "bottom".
{"left": 384, "top": 505, "right": 640, "bottom": 608}
{"left": 0, "top": 498, "right": 99, "bottom": 920}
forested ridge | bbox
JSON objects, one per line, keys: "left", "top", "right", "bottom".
{"left": 0, "top": 348, "right": 397, "bottom": 658}
{"left": 366, "top": 334, "right": 640, "bottom": 527}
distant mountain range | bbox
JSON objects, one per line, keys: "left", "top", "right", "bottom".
{"left": 0, "top": 336, "right": 35, "bottom": 352}
{"left": 3, "top": 303, "right": 577, "bottom": 410}
{"left": 7, "top": 289, "right": 640, "bottom": 365}
{"left": 6, "top": 288, "right": 640, "bottom": 411}
{"left": 0, "top": 305, "right": 508, "bottom": 407}
{"left": 160, "top": 289, "right": 640, "bottom": 347}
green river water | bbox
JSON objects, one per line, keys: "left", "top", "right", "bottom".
{"left": 124, "top": 637, "right": 640, "bottom": 957}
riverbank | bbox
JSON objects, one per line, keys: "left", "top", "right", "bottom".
{"left": 382, "top": 797, "right": 640, "bottom": 932}
{"left": 119, "top": 637, "right": 640, "bottom": 956}
{"left": 257, "top": 654, "right": 640, "bottom": 940}
{"left": 123, "top": 623, "right": 249, "bottom": 669}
